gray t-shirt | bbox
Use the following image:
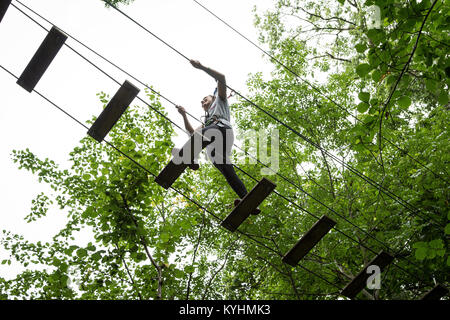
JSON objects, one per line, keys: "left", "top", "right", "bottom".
{"left": 206, "top": 90, "right": 231, "bottom": 127}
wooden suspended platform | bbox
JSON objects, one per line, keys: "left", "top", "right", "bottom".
{"left": 0, "top": 0, "right": 11, "bottom": 23}
{"left": 341, "top": 250, "right": 394, "bottom": 299}
{"left": 17, "top": 26, "right": 67, "bottom": 92}
{"left": 155, "top": 131, "right": 204, "bottom": 189}
{"left": 421, "top": 284, "right": 448, "bottom": 300}
{"left": 88, "top": 80, "right": 140, "bottom": 142}
{"left": 155, "top": 160, "right": 200, "bottom": 189}
{"left": 221, "top": 178, "right": 276, "bottom": 232}
{"left": 282, "top": 215, "right": 336, "bottom": 267}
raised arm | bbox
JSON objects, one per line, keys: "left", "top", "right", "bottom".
{"left": 190, "top": 59, "right": 227, "bottom": 101}
{"left": 176, "top": 105, "right": 195, "bottom": 134}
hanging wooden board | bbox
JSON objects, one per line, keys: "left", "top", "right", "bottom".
{"left": 17, "top": 26, "right": 67, "bottom": 92}
{"left": 155, "top": 160, "right": 188, "bottom": 189}
{"left": 155, "top": 132, "right": 203, "bottom": 189}
{"left": 421, "top": 284, "right": 448, "bottom": 300}
{"left": 0, "top": 0, "right": 11, "bottom": 23}
{"left": 88, "top": 80, "right": 140, "bottom": 142}
{"left": 341, "top": 251, "right": 394, "bottom": 299}
{"left": 221, "top": 177, "right": 276, "bottom": 232}
{"left": 282, "top": 215, "right": 336, "bottom": 267}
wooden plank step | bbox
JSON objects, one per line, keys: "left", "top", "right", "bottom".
{"left": 221, "top": 178, "right": 276, "bottom": 232}
{"left": 17, "top": 26, "right": 67, "bottom": 92}
{"left": 154, "top": 132, "right": 204, "bottom": 189}
{"left": 421, "top": 284, "right": 449, "bottom": 300}
{"left": 154, "top": 160, "right": 188, "bottom": 189}
{"left": 341, "top": 250, "right": 394, "bottom": 299}
{"left": 88, "top": 80, "right": 140, "bottom": 142}
{"left": 0, "top": 0, "right": 11, "bottom": 23}
{"left": 282, "top": 215, "right": 336, "bottom": 267}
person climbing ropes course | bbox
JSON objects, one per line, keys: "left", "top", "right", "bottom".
{"left": 175, "top": 59, "right": 260, "bottom": 215}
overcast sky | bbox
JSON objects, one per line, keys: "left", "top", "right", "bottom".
{"left": 0, "top": 0, "right": 276, "bottom": 279}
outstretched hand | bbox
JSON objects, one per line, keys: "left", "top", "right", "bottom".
{"left": 176, "top": 105, "right": 187, "bottom": 116}
{"left": 190, "top": 59, "right": 203, "bottom": 69}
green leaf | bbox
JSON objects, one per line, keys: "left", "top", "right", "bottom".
{"left": 371, "top": 69, "right": 382, "bottom": 82}
{"left": 357, "top": 102, "right": 369, "bottom": 113}
{"left": 369, "top": 98, "right": 379, "bottom": 106}
{"left": 60, "top": 275, "right": 69, "bottom": 285}
{"left": 82, "top": 174, "right": 91, "bottom": 181}
{"left": 428, "top": 250, "right": 436, "bottom": 259}
{"left": 415, "top": 247, "right": 427, "bottom": 260}
{"left": 355, "top": 43, "right": 367, "bottom": 53}
{"left": 356, "top": 63, "right": 372, "bottom": 77}
{"left": 76, "top": 248, "right": 88, "bottom": 258}
{"left": 446, "top": 223, "right": 450, "bottom": 235}
{"left": 65, "top": 245, "right": 79, "bottom": 256}
{"left": 60, "top": 263, "right": 69, "bottom": 273}
{"left": 363, "top": 115, "right": 376, "bottom": 125}
{"left": 368, "top": 51, "right": 381, "bottom": 68}
{"left": 135, "top": 135, "right": 145, "bottom": 144}
{"left": 436, "top": 248, "right": 445, "bottom": 257}
{"left": 397, "top": 96, "right": 411, "bottom": 108}
{"left": 184, "top": 265, "right": 195, "bottom": 274}
{"left": 174, "top": 269, "right": 185, "bottom": 279}
{"left": 429, "top": 239, "right": 443, "bottom": 249}
{"left": 92, "top": 252, "right": 102, "bottom": 261}
{"left": 358, "top": 92, "right": 370, "bottom": 102}
{"left": 425, "top": 79, "right": 436, "bottom": 91}
{"left": 438, "top": 91, "right": 448, "bottom": 105}
{"left": 391, "top": 91, "right": 402, "bottom": 101}
{"left": 161, "top": 233, "right": 170, "bottom": 243}
{"left": 179, "top": 220, "right": 190, "bottom": 230}
{"left": 367, "top": 29, "right": 385, "bottom": 43}
{"left": 82, "top": 206, "right": 95, "bottom": 219}
{"left": 386, "top": 75, "right": 397, "bottom": 85}
{"left": 412, "top": 241, "right": 426, "bottom": 249}
{"left": 125, "top": 140, "right": 136, "bottom": 150}
{"left": 137, "top": 253, "right": 147, "bottom": 261}
{"left": 368, "top": 106, "right": 379, "bottom": 115}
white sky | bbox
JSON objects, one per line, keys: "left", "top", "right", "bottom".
{"left": 0, "top": 0, "right": 276, "bottom": 280}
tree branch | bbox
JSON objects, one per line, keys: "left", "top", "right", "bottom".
{"left": 293, "top": 5, "right": 356, "bottom": 26}
{"left": 378, "top": 0, "right": 439, "bottom": 154}
{"left": 115, "top": 244, "right": 143, "bottom": 300}
{"left": 186, "top": 186, "right": 223, "bottom": 299}
{"left": 121, "top": 194, "right": 163, "bottom": 299}
{"left": 202, "top": 239, "right": 236, "bottom": 299}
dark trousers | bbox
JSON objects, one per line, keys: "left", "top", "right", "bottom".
{"left": 200, "top": 124, "right": 248, "bottom": 198}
